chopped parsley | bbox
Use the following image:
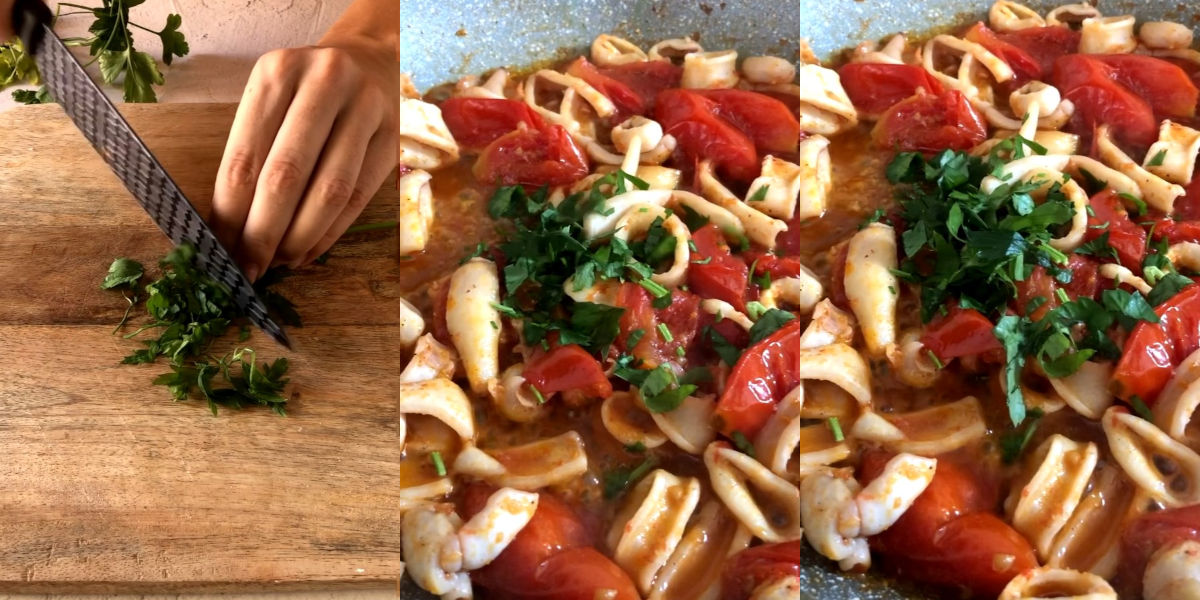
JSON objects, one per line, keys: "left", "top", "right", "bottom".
{"left": 731, "top": 431, "right": 756, "bottom": 457}
{"left": 430, "top": 451, "right": 447, "bottom": 477}
{"left": 1147, "top": 149, "right": 1168, "bottom": 167}
{"left": 828, "top": 417, "right": 845, "bottom": 442}
{"left": 999, "top": 407, "right": 1044, "bottom": 464}
{"left": 603, "top": 456, "right": 658, "bottom": 499}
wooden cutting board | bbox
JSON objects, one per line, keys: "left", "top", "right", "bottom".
{"left": 0, "top": 103, "right": 489, "bottom": 592}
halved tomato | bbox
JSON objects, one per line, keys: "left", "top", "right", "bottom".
{"left": 1083, "top": 188, "right": 1147, "bottom": 270}
{"left": 523, "top": 344, "right": 613, "bottom": 399}
{"left": 838, "top": 62, "right": 945, "bottom": 119}
{"left": 1090, "top": 54, "right": 1199, "bottom": 119}
{"left": 873, "top": 90, "right": 988, "bottom": 153}
{"left": 654, "top": 88, "right": 759, "bottom": 182}
{"left": 440, "top": 97, "right": 547, "bottom": 151}
{"left": 1112, "top": 283, "right": 1200, "bottom": 403}
{"left": 565, "top": 57, "right": 644, "bottom": 121}
{"left": 474, "top": 124, "right": 590, "bottom": 188}
{"left": 963, "top": 22, "right": 1042, "bottom": 83}
{"left": 693, "top": 89, "right": 802, "bottom": 154}
{"left": 598, "top": 60, "right": 682, "bottom": 114}
{"left": 714, "top": 318, "right": 806, "bottom": 437}
{"left": 615, "top": 282, "right": 701, "bottom": 368}
{"left": 720, "top": 541, "right": 802, "bottom": 600}
{"left": 1118, "top": 505, "right": 1200, "bottom": 597}
{"left": 919, "top": 305, "right": 1002, "bottom": 362}
{"left": 687, "top": 223, "right": 749, "bottom": 311}
{"left": 527, "top": 547, "right": 640, "bottom": 600}
{"left": 1052, "top": 54, "right": 1159, "bottom": 151}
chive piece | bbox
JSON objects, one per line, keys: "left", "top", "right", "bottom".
{"left": 1131, "top": 395, "right": 1154, "bottom": 421}
{"left": 657, "top": 323, "right": 673, "bottom": 342}
{"left": 1055, "top": 288, "right": 1070, "bottom": 303}
{"left": 430, "top": 451, "right": 447, "bottom": 477}
{"left": 639, "top": 278, "right": 670, "bottom": 298}
{"left": 926, "top": 349, "right": 945, "bottom": 370}
{"left": 530, "top": 384, "right": 547, "bottom": 405}
{"left": 828, "top": 417, "right": 844, "bottom": 442}
{"left": 675, "top": 346, "right": 686, "bottom": 357}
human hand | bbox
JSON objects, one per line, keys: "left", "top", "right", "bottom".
{"left": 211, "top": 42, "right": 398, "bottom": 281}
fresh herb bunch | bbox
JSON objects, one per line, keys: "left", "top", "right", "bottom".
{"left": 5, "top": 1, "right": 189, "bottom": 104}
{"left": 101, "top": 244, "right": 300, "bottom": 414}
{"left": 887, "top": 138, "right": 1175, "bottom": 426}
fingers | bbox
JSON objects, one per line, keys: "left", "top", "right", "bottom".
{"left": 273, "top": 93, "right": 383, "bottom": 266}
{"left": 301, "top": 127, "right": 398, "bottom": 265}
{"left": 211, "top": 51, "right": 299, "bottom": 251}
{"left": 234, "top": 53, "right": 352, "bottom": 280}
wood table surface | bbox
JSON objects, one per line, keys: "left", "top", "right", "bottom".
{"left": 0, "top": 103, "right": 481, "bottom": 593}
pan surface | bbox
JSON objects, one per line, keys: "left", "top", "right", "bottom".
{"left": 397, "top": 1, "right": 1200, "bottom": 598}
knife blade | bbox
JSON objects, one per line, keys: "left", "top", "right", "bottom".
{"left": 13, "top": 1, "right": 290, "bottom": 349}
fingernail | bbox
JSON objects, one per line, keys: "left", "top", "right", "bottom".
{"left": 245, "top": 265, "right": 259, "bottom": 283}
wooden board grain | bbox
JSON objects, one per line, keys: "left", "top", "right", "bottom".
{"left": 0, "top": 103, "right": 476, "bottom": 592}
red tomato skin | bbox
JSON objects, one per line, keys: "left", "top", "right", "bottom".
{"left": 565, "top": 57, "right": 644, "bottom": 121}
{"left": 687, "top": 224, "right": 749, "bottom": 312}
{"left": 720, "top": 541, "right": 803, "bottom": 600}
{"left": 1172, "top": 172, "right": 1200, "bottom": 222}
{"left": 440, "top": 97, "right": 547, "bottom": 151}
{"left": 517, "top": 547, "right": 639, "bottom": 600}
{"left": 996, "top": 26, "right": 1080, "bottom": 76}
{"left": 474, "top": 124, "right": 590, "bottom": 188}
{"left": 829, "top": 243, "right": 851, "bottom": 310}
{"left": 615, "top": 282, "right": 701, "bottom": 367}
{"left": 714, "top": 318, "right": 806, "bottom": 437}
{"left": 598, "top": 60, "right": 682, "bottom": 114}
{"left": 873, "top": 90, "right": 988, "bottom": 154}
{"left": 692, "top": 89, "right": 802, "bottom": 154}
{"left": 963, "top": 22, "right": 1042, "bottom": 83}
{"left": 654, "top": 89, "right": 760, "bottom": 182}
{"left": 1063, "top": 254, "right": 1102, "bottom": 301}
{"left": 839, "top": 63, "right": 945, "bottom": 118}
{"left": 1053, "top": 54, "right": 1159, "bottom": 151}
{"left": 464, "top": 484, "right": 594, "bottom": 595}
{"left": 919, "top": 306, "right": 1002, "bottom": 362}
{"left": 1090, "top": 54, "right": 1199, "bottom": 119}
{"left": 1118, "top": 505, "right": 1200, "bottom": 595}
{"left": 1113, "top": 284, "right": 1200, "bottom": 403}
{"left": 522, "top": 344, "right": 613, "bottom": 399}
{"left": 1156, "top": 218, "right": 1200, "bottom": 246}
{"left": 880, "top": 513, "right": 1038, "bottom": 598}
{"left": 1084, "top": 189, "right": 1147, "bottom": 270}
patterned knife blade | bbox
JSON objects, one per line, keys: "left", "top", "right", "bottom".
{"left": 14, "top": 6, "right": 291, "bottom": 349}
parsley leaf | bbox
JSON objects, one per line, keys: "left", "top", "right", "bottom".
{"left": 1149, "top": 272, "right": 1194, "bottom": 307}
{"left": 705, "top": 325, "right": 743, "bottom": 366}
{"left": 1147, "top": 149, "right": 1168, "bottom": 168}
{"left": 1074, "top": 232, "right": 1118, "bottom": 261}
{"left": 101, "top": 257, "right": 145, "bottom": 290}
{"left": 747, "top": 308, "right": 795, "bottom": 345}
{"left": 152, "top": 347, "right": 291, "bottom": 416}
{"left": 602, "top": 456, "right": 657, "bottom": 499}
{"left": 731, "top": 431, "right": 756, "bottom": 457}
{"left": 999, "top": 407, "right": 1044, "bottom": 464}
{"left": 155, "top": 13, "right": 189, "bottom": 65}
{"left": 747, "top": 185, "right": 770, "bottom": 203}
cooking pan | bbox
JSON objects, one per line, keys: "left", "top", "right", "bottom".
{"left": 396, "top": 1, "right": 1200, "bottom": 598}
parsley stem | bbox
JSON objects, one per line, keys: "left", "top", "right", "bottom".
{"left": 430, "top": 451, "right": 447, "bottom": 477}
{"left": 344, "top": 220, "right": 398, "bottom": 234}
{"left": 657, "top": 323, "right": 673, "bottom": 342}
{"left": 638, "top": 278, "right": 669, "bottom": 298}
{"left": 828, "top": 417, "right": 844, "bottom": 442}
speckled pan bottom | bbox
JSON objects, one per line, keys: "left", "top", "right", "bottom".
{"left": 398, "top": 1, "right": 1200, "bottom": 599}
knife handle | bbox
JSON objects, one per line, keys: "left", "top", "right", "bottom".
{"left": 12, "top": 0, "right": 51, "bottom": 54}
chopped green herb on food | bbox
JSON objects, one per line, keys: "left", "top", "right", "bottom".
{"left": 602, "top": 456, "right": 658, "bottom": 499}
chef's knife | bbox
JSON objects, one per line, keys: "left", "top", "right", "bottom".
{"left": 12, "top": 0, "right": 290, "bottom": 349}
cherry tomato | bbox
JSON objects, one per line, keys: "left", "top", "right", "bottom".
{"left": 474, "top": 124, "right": 590, "bottom": 188}
{"left": 881, "top": 513, "right": 1038, "bottom": 598}
{"left": 440, "top": 97, "right": 547, "bottom": 151}
{"left": 1053, "top": 54, "right": 1158, "bottom": 151}
{"left": 615, "top": 282, "right": 701, "bottom": 367}
{"left": 464, "top": 484, "right": 593, "bottom": 595}
{"left": 873, "top": 90, "right": 988, "bottom": 154}
{"left": 1172, "top": 172, "right": 1200, "bottom": 221}
{"left": 1084, "top": 189, "right": 1147, "bottom": 270}
{"left": 1112, "top": 283, "right": 1200, "bottom": 403}
{"left": 1090, "top": 54, "right": 1199, "bottom": 119}
{"left": 995, "top": 26, "right": 1080, "bottom": 77}
{"left": 861, "top": 452, "right": 1032, "bottom": 598}
{"left": 523, "top": 344, "right": 613, "bottom": 400}
{"left": 598, "top": 60, "right": 682, "bottom": 114}
{"left": 522, "top": 547, "right": 639, "bottom": 600}
{"left": 720, "top": 541, "right": 803, "bottom": 600}
{"left": 828, "top": 243, "right": 850, "bottom": 310}
{"left": 919, "top": 305, "right": 1002, "bottom": 362}
{"left": 654, "top": 88, "right": 759, "bottom": 182}
{"left": 963, "top": 22, "right": 1042, "bottom": 83}
{"left": 693, "top": 89, "right": 802, "bottom": 154}
{"left": 1015, "top": 266, "right": 1061, "bottom": 321}
{"left": 565, "top": 57, "right": 644, "bottom": 121}
{"left": 838, "top": 62, "right": 945, "bottom": 119}
{"left": 687, "top": 224, "right": 749, "bottom": 312}
{"left": 743, "top": 250, "right": 815, "bottom": 280}
{"left": 714, "top": 318, "right": 805, "bottom": 437}
{"left": 1118, "top": 505, "right": 1200, "bottom": 596}
{"left": 1063, "top": 254, "right": 1103, "bottom": 301}
{"left": 1155, "top": 218, "right": 1200, "bottom": 245}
